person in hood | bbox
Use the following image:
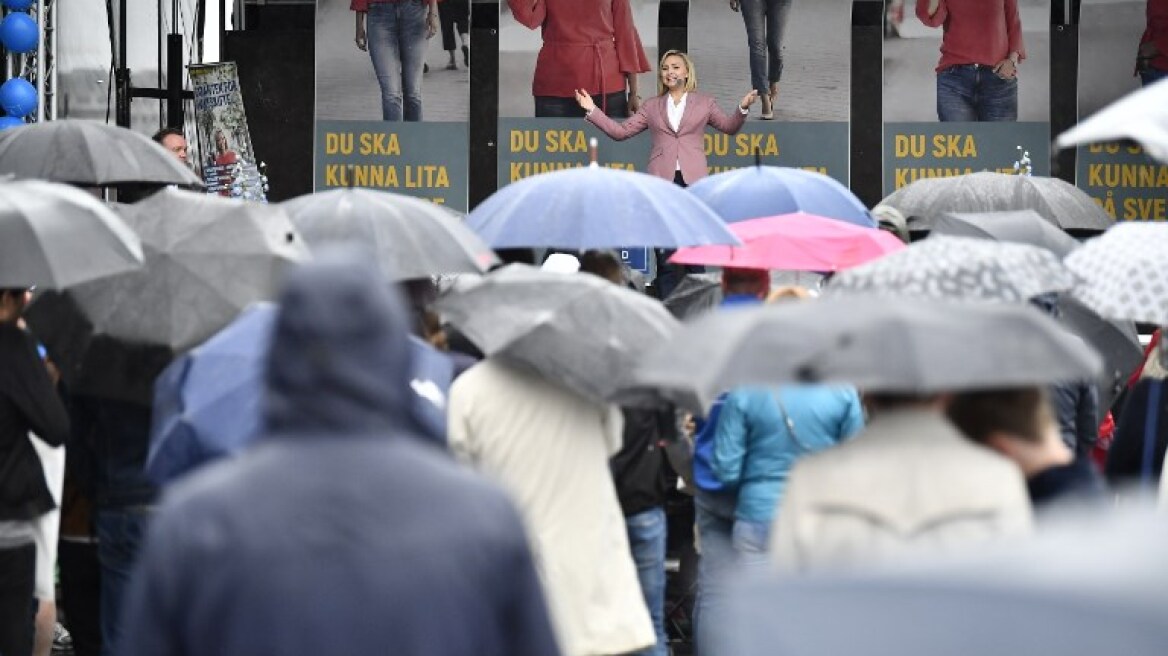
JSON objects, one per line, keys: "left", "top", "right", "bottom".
{"left": 119, "top": 252, "right": 559, "bottom": 656}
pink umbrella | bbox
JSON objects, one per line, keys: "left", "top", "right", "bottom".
{"left": 668, "top": 212, "right": 906, "bottom": 272}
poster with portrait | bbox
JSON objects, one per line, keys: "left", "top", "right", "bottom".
{"left": 882, "top": 0, "right": 1052, "bottom": 194}
{"left": 314, "top": 0, "right": 470, "bottom": 210}
{"left": 1075, "top": 0, "right": 1167, "bottom": 222}
{"left": 687, "top": 0, "right": 852, "bottom": 181}
{"left": 190, "top": 63, "right": 261, "bottom": 198}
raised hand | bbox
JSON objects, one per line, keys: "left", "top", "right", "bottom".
{"left": 575, "top": 89, "right": 597, "bottom": 113}
{"left": 739, "top": 89, "right": 760, "bottom": 111}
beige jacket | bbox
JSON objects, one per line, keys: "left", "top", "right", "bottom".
{"left": 448, "top": 360, "right": 654, "bottom": 656}
{"left": 772, "top": 408, "right": 1034, "bottom": 572}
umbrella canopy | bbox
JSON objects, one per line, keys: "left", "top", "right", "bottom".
{"left": 1059, "top": 296, "right": 1143, "bottom": 416}
{"left": 626, "top": 296, "right": 1101, "bottom": 413}
{"left": 436, "top": 264, "right": 679, "bottom": 402}
{"left": 466, "top": 165, "right": 740, "bottom": 249}
{"left": 930, "top": 210, "right": 1081, "bottom": 259}
{"left": 1056, "top": 77, "right": 1168, "bottom": 163}
{"left": 0, "top": 119, "right": 203, "bottom": 187}
{"left": 0, "top": 179, "right": 144, "bottom": 288}
{"left": 687, "top": 166, "right": 876, "bottom": 226}
{"left": 827, "top": 236, "right": 1076, "bottom": 304}
{"left": 1066, "top": 222, "right": 1168, "bottom": 326}
{"left": 663, "top": 272, "right": 722, "bottom": 319}
{"left": 280, "top": 188, "right": 498, "bottom": 280}
{"left": 669, "top": 212, "right": 905, "bottom": 271}
{"left": 25, "top": 188, "right": 309, "bottom": 402}
{"left": 147, "top": 303, "right": 455, "bottom": 484}
{"left": 880, "top": 172, "right": 1114, "bottom": 232}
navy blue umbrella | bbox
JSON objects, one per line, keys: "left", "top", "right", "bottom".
{"left": 147, "top": 303, "right": 454, "bottom": 484}
{"left": 466, "top": 164, "right": 740, "bottom": 250}
{"left": 687, "top": 166, "right": 876, "bottom": 226}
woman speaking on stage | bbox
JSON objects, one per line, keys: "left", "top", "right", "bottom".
{"left": 576, "top": 50, "right": 759, "bottom": 187}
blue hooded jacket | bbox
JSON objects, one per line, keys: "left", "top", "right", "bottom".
{"left": 120, "top": 253, "right": 560, "bottom": 656}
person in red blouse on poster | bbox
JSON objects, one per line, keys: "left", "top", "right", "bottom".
{"left": 1138, "top": 0, "right": 1168, "bottom": 86}
{"left": 916, "top": 0, "right": 1025, "bottom": 122}
{"left": 508, "top": 0, "right": 652, "bottom": 118}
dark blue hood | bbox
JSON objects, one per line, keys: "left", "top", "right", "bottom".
{"left": 263, "top": 253, "right": 417, "bottom": 436}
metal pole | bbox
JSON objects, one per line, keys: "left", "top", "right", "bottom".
{"left": 115, "top": 0, "right": 131, "bottom": 127}
{"left": 50, "top": 0, "right": 57, "bottom": 118}
{"left": 35, "top": 0, "right": 46, "bottom": 122}
{"left": 218, "top": 0, "right": 226, "bottom": 63}
{"left": 166, "top": 33, "right": 184, "bottom": 127}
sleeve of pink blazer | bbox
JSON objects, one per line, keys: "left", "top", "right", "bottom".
{"left": 705, "top": 96, "right": 747, "bottom": 135}
{"left": 586, "top": 106, "right": 650, "bottom": 141}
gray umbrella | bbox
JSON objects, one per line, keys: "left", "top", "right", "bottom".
{"left": 827, "top": 236, "right": 1077, "bottom": 304}
{"left": 1066, "top": 222, "right": 1168, "bottom": 327}
{"left": 0, "top": 119, "right": 203, "bottom": 187}
{"left": 626, "top": 296, "right": 1102, "bottom": 413}
{"left": 26, "top": 188, "right": 309, "bottom": 402}
{"left": 280, "top": 188, "right": 498, "bottom": 280}
{"left": 435, "top": 264, "right": 678, "bottom": 403}
{"left": 1059, "top": 296, "right": 1143, "bottom": 416}
{"left": 0, "top": 179, "right": 143, "bottom": 288}
{"left": 880, "top": 172, "right": 1113, "bottom": 232}
{"left": 931, "top": 210, "right": 1081, "bottom": 258}
{"left": 663, "top": 273, "right": 722, "bottom": 319}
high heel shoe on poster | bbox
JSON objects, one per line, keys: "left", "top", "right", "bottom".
{"left": 760, "top": 93, "right": 774, "bottom": 120}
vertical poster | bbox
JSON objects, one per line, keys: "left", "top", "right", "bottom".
{"left": 190, "top": 63, "right": 263, "bottom": 198}
{"left": 883, "top": 0, "right": 1052, "bottom": 195}
{"left": 1075, "top": 0, "right": 1167, "bottom": 222}
{"left": 314, "top": 0, "right": 470, "bottom": 210}
{"left": 687, "top": 0, "right": 852, "bottom": 181}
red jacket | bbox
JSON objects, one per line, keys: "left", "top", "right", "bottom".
{"left": 1142, "top": 0, "right": 1168, "bottom": 72}
{"left": 587, "top": 91, "right": 746, "bottom": 184}
{"left": 508, "top": 0, "right": 651, "bottom": 98}
{"left": 916, "top": 0, "right": 1026, "bottom": 72}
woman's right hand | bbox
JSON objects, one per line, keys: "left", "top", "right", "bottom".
{"left": 355, "top": 13, "right": 368, "bottom": 51}
{"left": 574, "top": 89, "right": 596, "bottom": 113}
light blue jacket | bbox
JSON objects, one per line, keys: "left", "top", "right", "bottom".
{"left": 712, "top": 385, "right": 864, "bottom": 523}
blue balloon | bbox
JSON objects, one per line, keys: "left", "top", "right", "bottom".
{"left": 0, "top": 12, "right": 38, "bottom": 53}
{"left": 0, "top": 116, "right": 24, "bottom": 131}
{"left": 0, "top": 78, "right": 36, "bottom": 118}
{"left": 1, "top": 0, "right": 34, "bottom": 10}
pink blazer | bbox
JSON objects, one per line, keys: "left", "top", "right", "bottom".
{"left": 586, "top": 91, "right": 746, "bottom": 184}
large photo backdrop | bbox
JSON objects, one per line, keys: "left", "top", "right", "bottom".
{"left": 314, "top": 0, "right": 470, "bottom": 209}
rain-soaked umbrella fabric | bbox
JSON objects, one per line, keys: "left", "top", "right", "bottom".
{"left": 435, "top": 264, "right": 678, "bottom": 403}
{"left": 24, "top": 189, "right": 309, "bottom": 401}
{"left": 466, "top": 165, "right": 740, "bottom": 249}
{"left": 624, "top": 296, "right": 1102, "bottom": 413}
{"left": 931, "top": 210, "right": 1081, "bottom": 258}
{"left": 1056, "top": 77, "right": 1168, "bottom": 163}
{"left": 663, "top": 273, "right": 722, "bottom": 319}
{"left": 0, "top": 179, "right": 144, "bottom": 288}
{"left": 879, "top": 172, "right": 1113, "bottom": 232}
{"left": 1066, "top": 222, "right": 1168, "bottom": 327}
{"left": 147, "top": 303, "right": 454, "bottom": 484}
{"left": 668, "top": 212, "right": 904, "bottom": 271}
{"left": 827, "top": 236, "right": 1076, "bottom": 304}
{"left": 686, "top": 165, "right": 876, "bottom": 226}
{"left": 1059, "top": 296, "right": 1143, "bottom": 416}
{"left": 281, "top": 188, "right": 498, "bottom": 280}
{"left": 0, "top": 119, "right": 203, "bottom": 187}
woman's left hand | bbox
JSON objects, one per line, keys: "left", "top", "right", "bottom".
{"left": 739, "top": 89, "right": 760, "bottom": 111}
{"left": 426, "top": 9, "right": 439, "bottom": 39}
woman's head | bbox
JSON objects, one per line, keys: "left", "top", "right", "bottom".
{"left": 658, "top": 50, "right": 697, "bottom": 95}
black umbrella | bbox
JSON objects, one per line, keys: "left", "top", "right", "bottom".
{"left": 930, "top": 210, "right": 1080, "bottom": 258}
{"left": 0, "top": 119, "right": 202, "bottom": 187}
{"left": 662, "top": 273, "right": 722, "bottom": 319}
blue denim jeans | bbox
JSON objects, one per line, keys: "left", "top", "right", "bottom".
{"left": 367, "top": 0, "right": 428, "bottom": 121}
{"left": 739, "top": 0, "right": 792, "bottom": 94}
{"left": 936, "top": 64, "right": 1018, "bottom": 122}
{"left": 534, "top": 90, "right": 628, "bottom": 118}
{"left": 693, "top": 490, "right": 736, "bottom": 655}
{"left": 97, "top": 507, "right": 152, "bottom": 656}
{"left": 731, "top": 519, "right": 772, "bottom": 570}
{"left": 626, "top": 507, "right": 668, "bottom": 656}
{"left": 1141, "top": 68, "right": 1168, "bottom": 87}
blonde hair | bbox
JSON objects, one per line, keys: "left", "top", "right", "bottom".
{"left": 767, "top": 286, "right": 812, "bottom": 304}
{"left": 657, "top": 50, "right": 698, "bottom": 96}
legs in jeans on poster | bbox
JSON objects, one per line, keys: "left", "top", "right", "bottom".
{"left": 740, "top": 0, "right": 792, "bottom": 116}
{"left": 626, "top": 507, "right": 669, "bottom": 656}
{"left": 0, "top": 543, "right": 36, "bottom": 656}
{"left": 936, "top": 65, "right": 1018, "bottom": 122}
{"left": 96, "top": 508, "right": 151, "bottom": 656}
{"left": 367, "top": 0, "right": 428, "bottom": 121}
{"left": 535, "top": 91, "right": 629, "bottom": 118}
{"left": 438, "top": 0, "right": 469, "bottom": 69}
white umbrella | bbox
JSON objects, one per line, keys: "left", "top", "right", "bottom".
{"left": 1066, "top": 222, "right": 1168, "bottom": 326}
{"left": 1056, "top": 78, "right": 1168, "bottom": 163}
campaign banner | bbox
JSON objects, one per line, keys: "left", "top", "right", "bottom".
{"left": 883, "top": 122, "right": 1051, "bottom": 195}
{"left": 1076, "top": 144, "right": 1168, "bottom": 222}
{"left": 189, "top": 62, "right": 262, "bottom": 198}
{"left": 703, "top": 123, "right": 850, "bottom": 184}
{"left": 498, "top": 118, "right": 650, "bottom": 186}
{"left": 315, "top": 120, "right": 470, "bottom": 210}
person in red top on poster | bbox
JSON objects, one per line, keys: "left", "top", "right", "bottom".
{"left": 508, "top": 0, "right": 652, "bottom": 118}
{"left": 916, "top": 0, "right": 1025, "bottom": 122}
{"left": 1138, "top": 0, "right": 1168, "bottom": 86}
